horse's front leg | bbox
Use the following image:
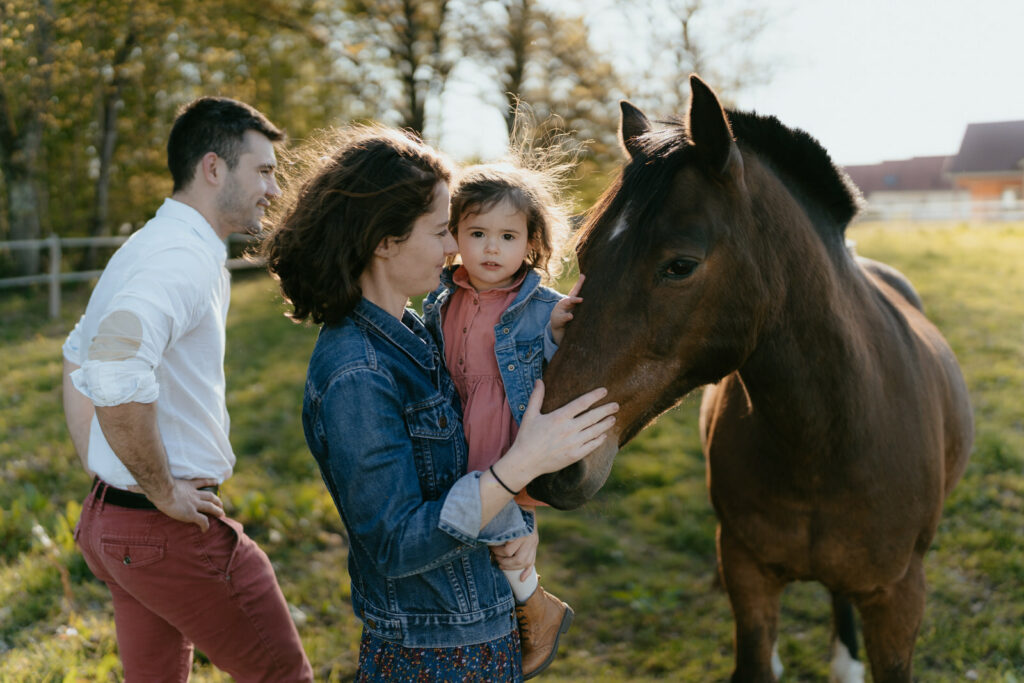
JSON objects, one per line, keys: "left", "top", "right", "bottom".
{"left": 853, "top": 553, "right": 926, "bottom": 683}
{"left": 717, "top": 524, "right": 786, "bottom": 683}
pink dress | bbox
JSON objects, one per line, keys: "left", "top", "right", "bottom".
{"left": 442, "top": 266, "right": 541, "bottom": 506}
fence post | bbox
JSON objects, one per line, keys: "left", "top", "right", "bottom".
{"left": 48, "top": 233, "right": 61, "bottom": 319}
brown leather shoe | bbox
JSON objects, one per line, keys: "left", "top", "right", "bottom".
{"left": 515, "top": 585, "right": 574, "bottom": 679}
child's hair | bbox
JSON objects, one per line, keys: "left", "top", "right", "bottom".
{"left": 449, "top": 164, "right": 569, "bottom": 280}
{"left": 262, "top": 124, "right": 452, "bottom": 325}
{"left": 449, "top": 111, "right": 579, "bottom": 281}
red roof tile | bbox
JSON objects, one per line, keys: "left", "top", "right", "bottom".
{"left": 843, "top": 156, "right": 954, "bottom": 194}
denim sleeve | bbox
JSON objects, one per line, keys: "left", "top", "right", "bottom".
{"left": 317, "top": 369, "right": 519, "bottom": 579}
{"left": 439, "top": 471, "right": 535, "bottom": 545}
{"left": 543, "top": 322, "right": 559, "bottom": 363}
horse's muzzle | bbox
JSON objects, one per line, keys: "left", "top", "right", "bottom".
{"left": 526, "top": 439, "right": 620, "bottom": 510}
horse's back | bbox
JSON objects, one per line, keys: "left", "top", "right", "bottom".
{"left": 856, "top": 256, "right": 923, "bottom": 311}
{"left": 857, "top": 257, "right": 973, "bottom": 496}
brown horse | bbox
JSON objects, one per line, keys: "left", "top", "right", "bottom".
{"left": 527, "top": 76, "right": 973, "bottom": 682}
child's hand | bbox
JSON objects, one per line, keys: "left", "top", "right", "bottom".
{"left": 550, "top": 274, "right": 584, "bottom": 346}
{"left": 491, "top": 528, "right": 539, "bottom": 576}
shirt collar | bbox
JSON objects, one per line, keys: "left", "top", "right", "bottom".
{"left": 156, "top": 198, "right": 228, "bottom": 263}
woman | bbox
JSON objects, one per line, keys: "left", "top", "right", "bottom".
{"left": 263, "top": 125, "right": 617, "bottom": 682}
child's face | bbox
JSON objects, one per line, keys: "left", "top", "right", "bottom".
{"left": 456, "top": 199, "right": 530, "bottom": 291}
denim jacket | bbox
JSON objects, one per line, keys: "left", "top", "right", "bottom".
{"left": 422, "top": 267, "right": 563, "bottom": 425}
{"left": 302, "top": 298, "right": 535, "bottom": 647}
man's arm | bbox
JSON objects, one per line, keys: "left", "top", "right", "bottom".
{"left": 62, "top": 358, "right": 94, "bottom": 475}
{"left": 94, "top": 401, "right": 224, "bottom": 532}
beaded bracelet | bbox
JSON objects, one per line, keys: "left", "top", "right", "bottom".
{"left": 489, "top": 465, "right": 520, "bottom": 496}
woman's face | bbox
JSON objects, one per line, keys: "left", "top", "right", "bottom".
{"left": 385, "top": 182, "right": 457, "bottom": 298}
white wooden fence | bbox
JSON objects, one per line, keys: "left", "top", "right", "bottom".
{"left": 0, "top": 234, "right": 262, "bottom": 318}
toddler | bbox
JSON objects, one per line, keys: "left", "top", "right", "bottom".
{"left": 423, "top": 161, "right": 582, "bottom": 679}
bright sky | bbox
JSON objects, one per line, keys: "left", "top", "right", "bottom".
{"left": 718, "top": 0, "right": 1024, "bottom": 166}
{"left": 441, "top": 0, "right": 1024, "bottom": 168}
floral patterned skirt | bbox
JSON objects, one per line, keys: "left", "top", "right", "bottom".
{"left": 355, "top": 628, "right": 523, "bottom": 682}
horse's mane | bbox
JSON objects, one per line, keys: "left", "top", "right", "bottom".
{"left": 577, "top": 111, "right": 861, "bottom": 258}
{"left": 725, "top": 109, "right": 861, "bottom": 232}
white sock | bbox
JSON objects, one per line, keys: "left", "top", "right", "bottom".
{"left": 504, "top": 566, "right": 539, "bottom": 603}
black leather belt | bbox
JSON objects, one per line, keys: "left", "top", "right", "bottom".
{"left": 93, "top": 476, "right": 218, "bottom": 510}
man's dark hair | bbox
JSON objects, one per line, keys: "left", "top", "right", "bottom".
{"left": 167, "top": 97, "right": 285, "bottom": 192}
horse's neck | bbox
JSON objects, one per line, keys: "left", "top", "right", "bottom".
{"left": 739, "top": 231, "right": 876, "bottom": 433}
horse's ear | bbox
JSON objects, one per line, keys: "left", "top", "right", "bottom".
{"left": 619, "top": 100, "right": 650, "bottom": 159}
{"left": 688, "top": 74, "right": 744, "bottom": 184}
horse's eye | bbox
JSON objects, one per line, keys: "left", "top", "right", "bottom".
{"left": 661, "top": 259, "right": 699, "bottom": 280}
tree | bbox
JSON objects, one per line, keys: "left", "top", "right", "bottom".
{"left": 341, "top": 0, "right": 458, "bottom": 135}
{"left": 606, "top": 0, "right": 775, "bottom": 113}
{"left": 475, "top": 0, "right": 623, "bottom": 152}
{"left": 0, "top": 0, "right": 55, "bottom": 275}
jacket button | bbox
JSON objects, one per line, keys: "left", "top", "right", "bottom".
{"left": 123, "top": 555, "right": 131, "bottom": 565}
{"left": 439, "top": 416, "right": 448, "bottom": 428}
{"left": 507, "top": 364, "right": 515, "bottom": 371}
{"left": 503, "top": 327, "right": 510, "bottom": 334}
{"left": 518, "top": 404, "right": 525, "bottom": 412}
{"left": 367, "top": 618, "right": 377, "bottom": 629}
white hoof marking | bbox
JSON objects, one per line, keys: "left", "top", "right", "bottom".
{"left": 829, "top": 642, "right": 866, "bottom": 683}
{"left": 771, "top": 642, "right": 784, "bottom": 679}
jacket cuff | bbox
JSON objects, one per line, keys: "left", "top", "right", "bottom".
{"left": 543, "top": 323, "right": 559, "bottom": 363}
{"left": 439, "top": 471, "right": 535, "bottom": 545}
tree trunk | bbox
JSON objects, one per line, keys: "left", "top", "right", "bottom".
{"left": 0, "top": 0, "right": 54, "bottom": 275}
{"left": 502, "top": 0, "right": 532, "bottom": 134}
{"left": 4, "top": 150, "right": 44, "bottom": 274}
{"left": 85, "top": 31, "right": 138, "bottom": 269}
{"left": 398, "top": 0, "right": 424, "bottom": 134}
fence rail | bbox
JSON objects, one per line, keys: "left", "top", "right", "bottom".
{"left": 854, "top": 198, "right": 1024, "bottom": 222}
{"left": 0, "top": 233, "right": 263, "bottom": 319}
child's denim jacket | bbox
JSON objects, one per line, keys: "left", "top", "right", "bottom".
{"left": 302, "top": 298, "right": 534, "bottom": 647}
{"left": 423, "top": 266, "right": 563, "bottom": 425}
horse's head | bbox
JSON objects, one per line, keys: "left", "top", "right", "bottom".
{"left": 527, "top": 75, "right": 859, "bottom": 509}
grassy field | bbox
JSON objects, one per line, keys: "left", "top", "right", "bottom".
{"left": 1, "top": 222, "right": 1022, "bottom": 681}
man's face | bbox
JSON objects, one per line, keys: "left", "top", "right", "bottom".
{"left": 216, "top": 130, "right": 281, "bottom": 237}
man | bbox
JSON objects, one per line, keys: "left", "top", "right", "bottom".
{"left": 62, "top": 97, "right": 313, "bottom": 681}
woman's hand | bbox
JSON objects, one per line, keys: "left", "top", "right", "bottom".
{"left": 491, "top": 528, "right": 539, "bottom": 577}
{"left": 494, "top": 380, "right": 617, "bottom": 492}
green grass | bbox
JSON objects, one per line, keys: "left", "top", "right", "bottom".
{"left": 2, "top": 225, "right": 1023, "bottom": 680}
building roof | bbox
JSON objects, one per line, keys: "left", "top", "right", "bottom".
{"left": 949, "top": 120, "right": 1024, "bottom": 174}
{"left": 843, "top": 156, "right": 954, "bottom": 195}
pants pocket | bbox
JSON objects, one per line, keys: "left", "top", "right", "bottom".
{"left": 199, "top": 516, "right": 243, "bottom": 578}
{"left": 101, "top": 536, "right": 166, "bottom": 569}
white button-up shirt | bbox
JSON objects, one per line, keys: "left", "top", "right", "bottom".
{"left": 63, "top": 199, "right": 235, "bottom": 487}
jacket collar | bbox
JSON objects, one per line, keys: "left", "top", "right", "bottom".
{"left": 353, "top": 297, "right": 438, "bottom": 371}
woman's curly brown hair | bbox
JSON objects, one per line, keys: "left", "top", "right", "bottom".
{"left": 262, "top": 125, "right": 452, "bottom": 325}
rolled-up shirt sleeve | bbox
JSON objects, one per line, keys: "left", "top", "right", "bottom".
{"left": 70, "top": 247, "right": 214, "bottom": 407}
{"left": 62, "top": 315, "right": 85, "bottom": 364}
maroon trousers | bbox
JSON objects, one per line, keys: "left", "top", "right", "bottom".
{"left": 76, "top": 482, "right": 313, "bottom": 682}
